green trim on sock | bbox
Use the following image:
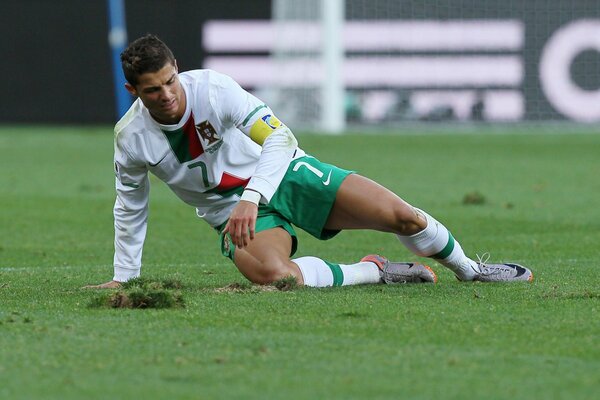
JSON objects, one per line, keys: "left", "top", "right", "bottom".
{"left": 324, "top": 261, "right": 344, "bottom": 286}
{"left": 433, "top": 232, "right": 455, "bottom": 259}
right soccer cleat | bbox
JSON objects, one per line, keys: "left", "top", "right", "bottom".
{"left": 473, "top": 262, "right": 534, "bottom": 282}
{"left": 361, "top": 254, "right": 437, "bottom": 284}
{"left": 470, "top": 254, "right": 534, "bottom": 282}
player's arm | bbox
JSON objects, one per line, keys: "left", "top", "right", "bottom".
{"left": 208, "top": 71, "right": 298, "bottom": 202}
{"left": 212, "top": 72, "right": 298, "bottom": 248}
{"left": 112, "top": 159, "right": 150, "bottom": 282}
{"left": 84, "top": 139, "right": 150, "bottom": 288}
{"left": 223, "top": 115, "right": 297, "bottom": 248}
{"left": 244, "top": 114, "right": 297, "bottom": 202}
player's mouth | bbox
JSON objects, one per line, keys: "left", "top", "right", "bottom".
{"left": 162, "top": 99, "right": 177, "bottom": 111}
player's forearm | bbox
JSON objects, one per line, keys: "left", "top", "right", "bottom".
{"left": 113, "top": 220, "right": 146, "bottom": 279}
{"left": 112, "top": 191, "right": 149, "bottom": 282}
{"left": 245, "top": 127, "right": 298, "bottom": 202}
{"left": 113, "top": 264, "right": 141, "bottom": 282}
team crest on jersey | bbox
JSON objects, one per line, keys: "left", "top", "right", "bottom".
{"left": 196, "top": 120, "right": 220, "bottom": 144}
{"left": 195, "top": 120, "right": 223, "bottom": 154}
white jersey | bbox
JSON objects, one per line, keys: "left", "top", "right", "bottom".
{"left": 113, "top": 69, "right": 305, "bottom": 281}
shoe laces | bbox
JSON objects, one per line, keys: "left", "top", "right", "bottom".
{"left": 473, "top": 252, "right": 513, "bottom": 278}
{"left": 468, "top": 252, "right": 490, "bottom": 275}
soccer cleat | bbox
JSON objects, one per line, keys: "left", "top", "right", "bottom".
{"left": 471, "top": 254, "right": 534, "bottom": 282}
{"left": 361, "top": 254, "right": 437, "bottom": 284}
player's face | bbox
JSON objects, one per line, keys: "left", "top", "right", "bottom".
{"left": 126, "top": 61, "right": 186, "bottom": 124}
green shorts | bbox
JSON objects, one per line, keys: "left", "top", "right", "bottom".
{"left": 219, "top": 155, "right": 353, "bottom": 260}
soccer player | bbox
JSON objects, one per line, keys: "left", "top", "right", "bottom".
{"left": 87, "top": 34, "right": 533, "bottom": 289}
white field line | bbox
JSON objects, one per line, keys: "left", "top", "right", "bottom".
{"left": 0, "top": 263, "right": 229, "bottom": 273}
{"left": 0, "top": 265, "right": 99, "bottom": 272}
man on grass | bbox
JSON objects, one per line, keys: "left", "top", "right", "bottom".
{"left": 87, "top": 34, "right": 533, "bottom": 289}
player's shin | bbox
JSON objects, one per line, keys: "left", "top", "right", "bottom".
{"left": 292, "top": 256, "right": 381, "bottom": 287}
{"left": 396, "top": 208, "right": 479, "bottom": 281}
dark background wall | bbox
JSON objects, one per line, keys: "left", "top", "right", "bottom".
{"left": 1, "top": 0, "right": 271, "bottom": 124}
{"left": 2, "top": 1, "right": 598, "bottom": 124}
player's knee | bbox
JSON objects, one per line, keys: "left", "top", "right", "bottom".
{"left": 247, "top": 259, "right": 295, "bottom": 285}
{"left": 391, "top": 205, "right": 424, "bottom": 235}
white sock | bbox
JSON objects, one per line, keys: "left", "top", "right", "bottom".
{"left": 293, "top": 256, "right": 381, "bottom": 287}
{"left": 396, "top": 208, "right": 479, "bottom": 280}
{"left": 339, "top": 262, "right": 381, "bottom": 285}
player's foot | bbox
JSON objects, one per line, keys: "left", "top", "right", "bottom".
{"left": 470, "top": 254, "right": 533, "bottom": 282}
{"left": 361, "top": 254, "right": 437, "bottom": 284}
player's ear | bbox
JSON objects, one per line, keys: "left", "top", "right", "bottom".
{"left": 125, "top": 82, "right": 138, "bottom": 97}
{"left": 173, "top": 59, "right": 178, "bottom": 73}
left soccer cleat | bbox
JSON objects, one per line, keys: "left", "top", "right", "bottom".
{"left": 361, "top": 254, "right": 437, "bottom": 284}
{"left": 471, "top": 254, "right": 533, "bottom": 282}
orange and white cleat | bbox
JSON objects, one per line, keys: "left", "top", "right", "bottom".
{"left": 361, "top": 254, "right": 437, "bottom": 284}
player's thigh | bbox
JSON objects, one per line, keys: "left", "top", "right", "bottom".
{"left": 325, "top": 174, "right": 423, "bottom": 232}
{"left": 233, "top": 227, "right": 300, "bottom": 284}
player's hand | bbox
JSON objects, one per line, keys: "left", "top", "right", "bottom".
{"left": 82, "top": 280, "right": 123, "bottom": 289}
{"left": 223, "top": 200, "right": 258, "bottom": 249}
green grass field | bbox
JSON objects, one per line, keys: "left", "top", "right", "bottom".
{"left": 0, "top": 126, "right": 599, "bottom": 399}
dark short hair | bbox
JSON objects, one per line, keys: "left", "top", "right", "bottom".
{"left": 120, "top": 34, "right": 175, "bottom": 86}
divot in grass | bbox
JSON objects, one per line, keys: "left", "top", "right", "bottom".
{"left": 462, "top": 191, "right": 486, "bottom": 205}
{"left": 215, "top": 282, "right": 275, "bottom": 293}
{"left": 88, "top": 277, "right": 185, "bottom": 309}
{"left": 215, "top": 276, "right": 298, "bottom": 293}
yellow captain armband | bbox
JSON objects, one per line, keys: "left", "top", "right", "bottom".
{"left": 249, "top": 114, "right": 284, "bottom": 145}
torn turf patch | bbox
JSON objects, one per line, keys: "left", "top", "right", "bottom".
{"left": 88, "top": 277, "right": 185, "bottom": 309}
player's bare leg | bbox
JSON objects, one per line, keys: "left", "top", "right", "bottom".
{"left": 324, "top": 174, "right": 425, "bottom": 234}
{"left": 326, "top": 174, "right": 533, "bottom": 282}
{"left": 233, "top": 227, "right": 303, "bottom": 284}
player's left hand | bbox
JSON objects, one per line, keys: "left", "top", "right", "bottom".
{"left": 223, "top": 200, "right": 258, "bottom": 249}
{"left": 82, "top": 280, "right": 123, "bottom": 289}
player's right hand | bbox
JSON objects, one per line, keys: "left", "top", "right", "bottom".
{"left": 82, "top": 280, "right": 122, "bottom": 289}
{"left": 223, "top": 200, "right": 258, "bottom": 249}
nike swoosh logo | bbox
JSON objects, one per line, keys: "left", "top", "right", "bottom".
{"left": 322, "top": 171, "right": 332, "bottom": 186}
{"left": 148, "top": 154, "right": 167, "bottom": 167}
{"left": 506, "top": 263, "right": 526, "bottom": 277}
